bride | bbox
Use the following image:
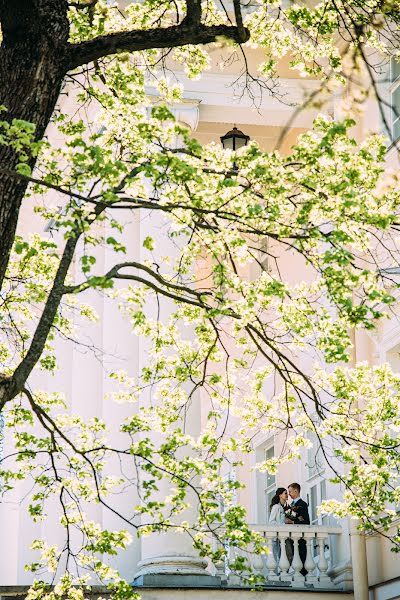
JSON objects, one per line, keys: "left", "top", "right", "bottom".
{"left": 268, "top": 487, "right": 289, "bottom": 568}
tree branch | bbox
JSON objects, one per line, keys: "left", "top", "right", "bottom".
{"left": 64, "top": 260, "right": 212, "bottom": 306}
{"left": 4, "top": 236, "right": 80, "bottom": 406}
{"left": 66, "top": 22, "right": 249, "bottom": 71}
{"left": 232, "top": 0, "right": 245, "bottom": 42}
{"left": 0, "top": 203, "right": 106, "bottom": 410}
{"left": 182, "top": 0, "right": 201, "bottom": 27}
{"left": 0, "top": 168, "right": 95, "bottom": 204}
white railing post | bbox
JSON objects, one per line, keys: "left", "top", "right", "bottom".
{"left": 291, "top": 531, "right": 305, "bottom": 586}
{"left": 214, "top": 552, "right": 227, "bottom": 582}
{"left": 304, "top": 532, "right": 318, "bottom": 584}
{"left": 316, "top": 532, "right": 331, "bottom": 587}
{"left": 266, "top": 533, "right": 279, "bottom": 581}
{"left": 278, "top": 533, "right": 292, "bottom": 582}
{"left": 211, "top": 532, "right": 227, "bottom": 582}
{"left": 252, "top": 547, "right": 265, "bottom": 582}
{"left": 228, "top": 545, "right": 243, "bottom": 586}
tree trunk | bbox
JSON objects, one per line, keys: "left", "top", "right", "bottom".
{"left": 0, "top": 0, "right": 69, "bottom": 288}
{"left": 0, "top": 0, "right": 246, "bottom": 294}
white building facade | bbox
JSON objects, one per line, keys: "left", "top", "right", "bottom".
{"left": 0, "top": 45, "right": 400, "bottom": 600}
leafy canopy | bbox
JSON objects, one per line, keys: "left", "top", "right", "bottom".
{"left": 1, "top": 0, "right": 400, "bottom": 597}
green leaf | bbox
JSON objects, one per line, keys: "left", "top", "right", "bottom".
{"left": 143, "top": 236, "right": 155, "bottom": 251}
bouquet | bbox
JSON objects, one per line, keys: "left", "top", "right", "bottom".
{"left": 283, "top": 504, "right": 304, "bottom": 522}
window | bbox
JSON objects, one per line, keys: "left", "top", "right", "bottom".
{"left": 264, "top": 445, "right": 276, "bottom": 520}
{"left": 218, "top": 470, "right": 237, "bottom": 515}
{"left": 258, "top": 238, "right": 269, "bottom": 273}
{"left": 307, "top": 481, "right": 329, "bottom": 557}
{"left": 306, "top": 427, "right": 328, "bottom": 529}
{"left": 306, "top": 429, "right": 324, "bottom": 479}
{"left": 308, "top": 480, "right": 327, "bottom": 526}
{"left": 390, "top": 57, "right": 400, "bottom": 142}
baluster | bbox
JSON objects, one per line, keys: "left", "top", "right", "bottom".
{"left": 214, "top": 554, "right": 227, "bottom": 582}
{"left": 266, "top": 534, "right": 279, "bottom": 581}
{"left": 252, "top": 547, "right": 265, "bottom": 583}
{"left": 212, "top": 536, "right": 227, "bottom": 582}
{"left": 228, "top": 545, "right": 243, "bottom": 586}
{"left": 243, "top": 549, "right": 254, "bottom": 586}
{"left": 304, "top": 532, "right": 318, "bottom": 584}
{"left": 279, "top": 533, "right": 292, "bottom": 582}
{"left": 291, "top": 531, "right": 305, "bottom": 586}
{"left": 316, "top": 533, "right": 331, "bottom": 587}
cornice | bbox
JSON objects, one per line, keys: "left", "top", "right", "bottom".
{"left": 147, "top": 74, "right": 325, "bottom": 128}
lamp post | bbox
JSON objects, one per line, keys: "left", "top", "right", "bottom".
{"left": 220, "top": 126, "right": 250, "bottom": 150}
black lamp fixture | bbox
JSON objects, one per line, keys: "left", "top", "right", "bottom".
{"left": 220, "top": 125, "right": 250, "bottom": 151}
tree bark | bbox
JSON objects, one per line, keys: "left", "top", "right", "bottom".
{"left": 67, "top": 23, "right": 248, "bottom": 71}
{"left": 0, "top": 0, "right": 69, "bottom": 286}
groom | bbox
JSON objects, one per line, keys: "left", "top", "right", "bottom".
{"left": 285, "top": 482, "right": 310, "bottom": 576}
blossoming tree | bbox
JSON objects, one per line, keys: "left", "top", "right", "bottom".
{"left": 1, "top": 1, "right": 400, "bottom": 598}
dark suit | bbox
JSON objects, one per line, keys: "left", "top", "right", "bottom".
{"left": 291, "top": 498, "right": 310, "bottom": 525}
{"left": 287, "top": 498, "right": 310, "bottom": 575}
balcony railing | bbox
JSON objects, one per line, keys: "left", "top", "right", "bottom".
{"left": 211, "top": 524, "right": 345, "bottom": 590}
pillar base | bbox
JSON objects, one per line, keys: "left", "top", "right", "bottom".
{"left": 134, "top": 554, "right": 211, "bottom": 579}
{"left": 328, "top": 559, "right": 354, "bottom": 592}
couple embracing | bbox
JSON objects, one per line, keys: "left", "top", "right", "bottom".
{"left": 268, "top": 482, "right": 310, "bottom": 576}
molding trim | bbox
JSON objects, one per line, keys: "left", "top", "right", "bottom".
{"left": 134, "top": 554, "right": 210, "bottom": 578}
{"left": 147, "top": 75, "right": 326, "bottom": 128}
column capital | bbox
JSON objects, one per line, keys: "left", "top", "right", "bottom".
{"left": 168, "top": 100, "right": 200, "bottom": 132}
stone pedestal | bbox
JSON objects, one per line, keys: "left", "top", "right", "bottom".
{"left": 133, "top": 554, "right": 221, "bottom": 587}
{"left": 134, "top": 554, "right": 209, "bottom": 577}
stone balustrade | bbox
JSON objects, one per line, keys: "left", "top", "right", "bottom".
{"left": 211, "top": 524, "right": 344, "bottom": 590}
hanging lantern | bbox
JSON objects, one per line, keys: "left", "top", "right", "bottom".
{"left": 220, "top": 126, "right": 250, "bottom": 151}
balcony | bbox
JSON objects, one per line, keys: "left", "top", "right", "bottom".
{"left": 211, "top": 524, "right": 348, "bottom": 591}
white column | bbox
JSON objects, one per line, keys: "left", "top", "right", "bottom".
{"left": 350, "top": 526, "right": 369, "bottom": 600}
{"left": 134, "top": 394, "right": 211, "bottom": 582}
{"left": 304, "top": 533, "right": 317, "bottom": 583}
{"left": 134, "top": 101, "right": 216, "bottom": 584}
{"left": 348, "top": 329, "right": 369, "bottom": 600}
{"left": 316, "top": 532, "right": 330, "bottom": 587}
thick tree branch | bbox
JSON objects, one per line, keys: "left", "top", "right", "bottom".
{"left": 232, "top": 0, "right": 246, "bottom": 42}
{"left": 0, "top": 168, "right": 95, "bottom": 204}
{"left": 2, "top": 236, "right": 80, "bottom": 407}
{"left": 182, "top": 0, "right": 201, "bottom": 26}
{"left": 64, "top": 260, "right": 212, "bottom": 302}
{"left": 0, "top": 204, "right": 105, "bottom": 410}
{"left": 66, "top": 23, "right": 249, "bottom": 71}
